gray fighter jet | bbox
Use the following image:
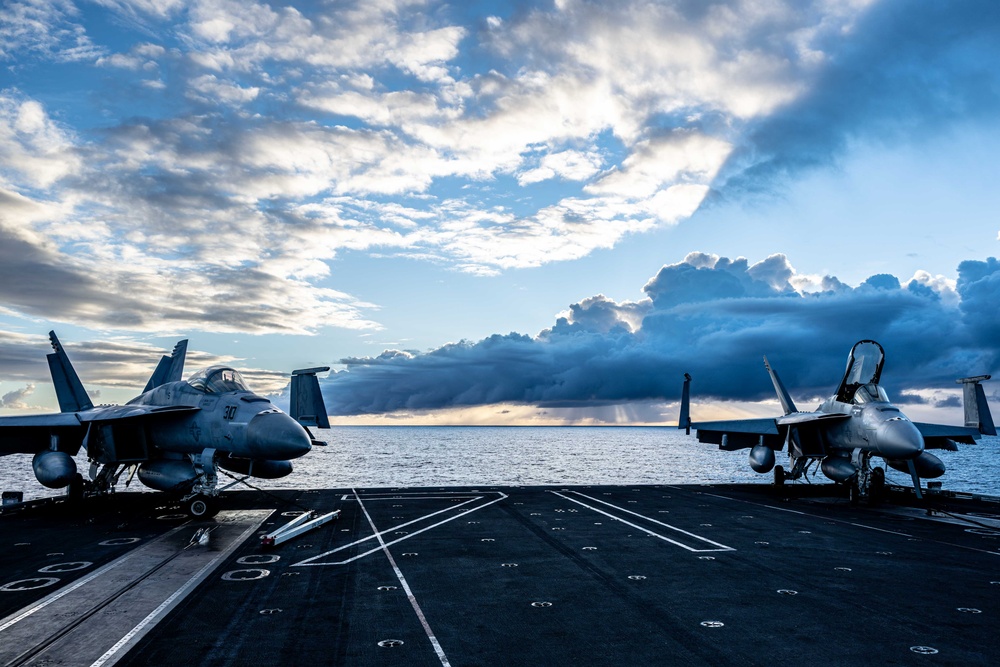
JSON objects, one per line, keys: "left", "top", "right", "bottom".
{"left": 679, "top": 340, "right": 996, "bottom": 502}
{"left": 0, "top": 332, "right": 330, "bottom": 517}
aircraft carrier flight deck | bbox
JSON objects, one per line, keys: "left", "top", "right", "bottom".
{"left": 2, "top": 483, "right": 998, "bottom": 666}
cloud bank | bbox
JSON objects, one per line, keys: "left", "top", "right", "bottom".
{"left": 321, "top": 253, "right": 1000, "bottom": 415}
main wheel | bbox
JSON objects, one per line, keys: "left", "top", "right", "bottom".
{"left": 773, "top": 465, "right": 785, "bottom": 486}
{"left": 185, "top": 494, "right": 219, "bottom": 519}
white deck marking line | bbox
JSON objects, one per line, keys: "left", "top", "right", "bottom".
{"left": 295, "top": 493, "right": 509, "bottom": 567}
{"left": 354, "top": 489, "right": 452, "bottom": 667}
{"left": 702, "top": 491, "right": 1000, "bottom": 556}
{"left": 549, "top": 492, "right": 734, "bottom": 553}
{"left": 340, "top": 494, "right": 477, "bottom": 501}
{"left": 0, "top": 522, "right": 191, "bottom": 634}
{"left": 701, "top": 492, "right": 914, "bottom": 536}
{"left": 89, "top": 515, "right": 266, "bottom": 667}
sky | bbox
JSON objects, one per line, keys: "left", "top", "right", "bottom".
{"left": 2, "top": 0, "right": 1000, "bottom": 425}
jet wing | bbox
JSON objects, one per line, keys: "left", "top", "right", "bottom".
{"left": 913, "top": 422, "right": 982, "bottom": 449}
{"left": 776, "top": 412, "right": 851, "bottom": 426}
{"left": 0, "top": 405, "right": 198, "bottom": 456}
{"left": 692, "top": 418, "right": 783, "bottom": 450}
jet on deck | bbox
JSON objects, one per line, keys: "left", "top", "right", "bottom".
{"left": 0, "top": 332, "right": 330, "bottom": 517}
{"left": 680, "top": 340, "right": 996, "bottom": 502}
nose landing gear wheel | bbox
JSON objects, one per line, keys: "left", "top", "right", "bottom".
{"left": 185, "top": 494, "right": 219, "bottom": 519}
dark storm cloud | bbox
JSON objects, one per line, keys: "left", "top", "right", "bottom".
{"left": 322, "top": 254, "right": 1000, "bottom": 415}
{"left": 717, "top": 0, "right": 1000, "bottom": 197}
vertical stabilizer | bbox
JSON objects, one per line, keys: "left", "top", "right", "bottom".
{"left": 958, "top": 375, "right": 996, "bottom": 436}
{"left": 678, "top": 373, "right": 691, "bottom": 434}
{"left": 142, "top": 340, "right": 188, "bottom": 392}
{"left": 46, "top": 331, "right": 93, "bottom": 413}
{"left": 290, "top": 367, "right": 331, "bottom": 428}
{"left": 764, "top": 356, "right": 798, "bottom": 416}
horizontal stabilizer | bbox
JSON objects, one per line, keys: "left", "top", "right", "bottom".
{"left": 143, "top": 340, "right": 188, "bottom": 392}
{"left": 290, "top": 367, "right": 331, "bottom": 429}
{"left": 46, "top": 331, "right": 93, "bottom": 413}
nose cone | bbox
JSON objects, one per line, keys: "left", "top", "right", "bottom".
{"left": 246, "top": 412, "right": 312, "bottom": 460}
{"left": 876, "top": 419, "right": 924, "bottom": 459}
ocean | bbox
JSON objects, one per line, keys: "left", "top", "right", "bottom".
{"left": 2, "top": 426, "right": 998, "bottom": 501}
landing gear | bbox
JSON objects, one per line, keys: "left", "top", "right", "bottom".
{"left": 848, "top": 450, "right": 883, "bottom": 505}
{"left": 184, "top": 494, "right": 219, "bottom": 519}
{"left": 773, "top": 465, "right": 785, "bottom": 487}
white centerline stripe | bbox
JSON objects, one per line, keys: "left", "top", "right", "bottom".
{"left": 354, "top": 488, "right": 451, "bottom": 667}
{"left": 549, "top": 491, "right": 734, "bottom": 553}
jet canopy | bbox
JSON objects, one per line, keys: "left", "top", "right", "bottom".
{"left": 187, "top": 366, "right": 251, "bottom": 394}
{"left": 835, "top": 340, "right": 886, "bottom": 404}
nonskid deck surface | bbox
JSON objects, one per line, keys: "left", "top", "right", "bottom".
{"left": 1, "top": 485, "right": 998, "bottom": 666}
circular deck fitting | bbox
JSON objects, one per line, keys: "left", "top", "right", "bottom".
{"left": 238, "top": 555, "right": 280, "bottom": 565}
{"left": 755, "top": 541, "right": 769, "bottom": 546}
{"left": 554, "top": 509, "right": 564, "bottom": 513}
{"left": 481, "top": 538, "right": 495, "bottom": 542}
{"left": 628, "top": 501, "right": 637, "bottom": 504}
{"left": 628, "top": 575, "right": 647, "bottom": 580}
{"left": 551, "top": 527, "right": 564, "bottom": 531}
{"left": 14, "top": 543, "right": 29, "bottom": 546}
{"left": 582, "top": 547, "right": 597, "bottom": 551}
{"left": 45, "top": 553, "right": 64, "bottom": 557}
{"left": 295, "top": 544, "right": 313, "bottom": 549}
{"left": 394, "top": 531, "right": 408, "bottom": 535}
{"left": 514, "top": 502, "right": 523, "bottom": 505}
{"left": 222, "top": 569, "right": 270, "bottom": 581}
{"left": 777, "top": 589, "right": 798, "bottom": 595}
{"left": 402, "top": 553, "right": 418, "bottom": 557}
{"left": 530, "top": 513, "right": 541, "bottom": 516}
{"left": 281, "top": 572, "right": 300, "bottom": 577}
{"left": 835, "top": 567, "right": 853, "bottom": 572}
{"left": 1, "top": 577, "right": 60, "bottom": 591}
{"left": 658, "top": 511, "right": 669, "bottom": 514}
{"left": 910, "top": 646, "right": 939, "bottom": 655}
{"left": 377, "top": 586, "right": 398, "bottom": 591}
{"left": 700, "top": 524, "right": 712, "bottom": 527}
{"left": 957, "top": 608, "right": 982, "bottom": 614}
{"left": 340, "top": 529, "right": 350, "bottom": 532}
{"left": 991, "top": 581, "right": 1000, "bottom": 585}
{"left": 467, "top": 521, "right": 480, "bottom": 524}
{"left": 798, "top": 531, "right": 811, "bottom": 534}
{"left": 567, "top": 509, "right": 578, "bottom": 512}
{"left": 501, "top": 563, "right": 518, "bottom": 567}
{"left": 392, "top": 505, "right": 402, "bottom": 508}
{"left": 700, "top": 621, "right": 724, "bottom": 628}
{"left": 377, "top": 639, "right": 404, "bottom": 648}
{"left": 157, "top": 514, "right": 187, "bottom": 521}
{"left": 876, "top": 551, "right": 893, "bottom": 556}
{"left": 38, "top": 561, "right": 92, "bottom": 573}
{"left": 531, "top": 601, "right": 552, "bottom": 607}
{"left": 99, "top": 538, "right": 140, "bottom": 546}
{"left": 698, "top": 556, "right": 715, "bottom": 561}
{"left": 594, "top": 522, "right": 602, "bottom": 525}
{"left": 259, "top": 608, "right": 282, "bottom": 615}
{"left": 603, "top": 493, "right": 611, "bottom": 496}
{"left": 392, "top": 516, "right": 402, "bottom": 519}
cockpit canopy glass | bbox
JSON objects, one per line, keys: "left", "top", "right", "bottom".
{"left": 187, "top": 366, "right": 251, "bottom": 394}
{"left": 852, "top": 383, "right": 890, "bottom": 404}
{"left": 836, "top": 340, "right": 886, "bottom": 403}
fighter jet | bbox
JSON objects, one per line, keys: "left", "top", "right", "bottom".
{"left": 0, "top": 332, "right": 331, "bottom": 517}
{"left": 679, "top": 340, "right": 996, "bottom": 502}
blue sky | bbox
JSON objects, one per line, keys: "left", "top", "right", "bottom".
{"left": 2, "top": 0, "right": 1000, "bottom": 424}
